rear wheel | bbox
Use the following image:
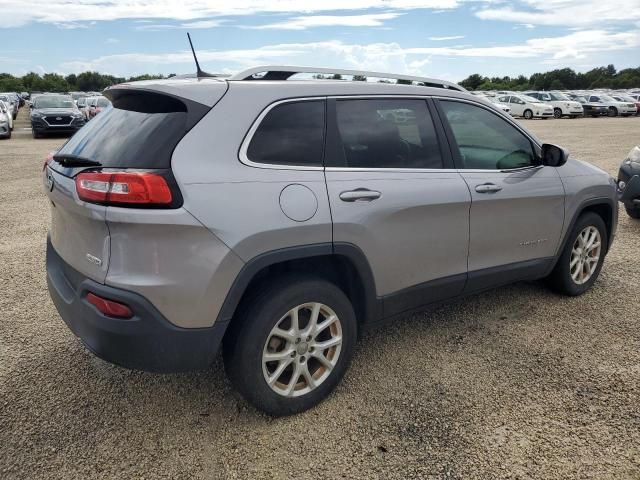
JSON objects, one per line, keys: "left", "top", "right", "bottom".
{"left": 546, "top": 212, "right": 607, "bottom": 296}
{"left": 523, "top": 109, "right": 533, "bottom": 120}
{"left": 553, "top": 108, "right": 562, "bottom": 119}
{"left": 224, "top": 276, "right": 357, "bottom": 416}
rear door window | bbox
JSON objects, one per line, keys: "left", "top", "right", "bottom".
{"left": 246, "top": 100, "right": 325, "bottom": 167}
{"left": 330, "top": 98, "right": 443, "bottom": 169}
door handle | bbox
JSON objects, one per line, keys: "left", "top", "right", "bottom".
{"left": 339, "top": 189, "right": 381, "bottom": 202}
{"left": 475, "top": 183, "right": 503, "bottom": 193}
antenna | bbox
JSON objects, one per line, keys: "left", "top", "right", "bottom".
{"left": 187, "top": 32, "right": 215, "bottom": 78}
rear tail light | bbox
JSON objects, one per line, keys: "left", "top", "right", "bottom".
{"left": 86, "top": 293, "right": 133, "bottom": 319}
{"left": 75, "top": 171, "right": 172, "bottom": 206}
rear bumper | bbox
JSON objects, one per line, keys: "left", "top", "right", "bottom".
{"left": 46, "top": 237, "right": 227, "bottom": 372}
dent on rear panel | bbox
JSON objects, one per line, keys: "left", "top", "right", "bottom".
{"left": 105, "top": 207, "right": 244, "bottom": 329}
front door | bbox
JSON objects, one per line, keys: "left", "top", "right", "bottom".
{"left": 436, "top": 99, "right": 565, "bottom": 292}
{"left": 324, "top": 97, "right": 471, "bottom": 317}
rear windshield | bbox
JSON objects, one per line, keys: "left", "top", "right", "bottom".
{"left": 56, "top": 92, "right": 189, "bottom": 169}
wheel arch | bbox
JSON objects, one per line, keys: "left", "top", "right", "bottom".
{"left": 216, "top": 243, "right": 381, "bottom": 333}
{"left": 552, "top": 197, "right": 616, "bottom": 272}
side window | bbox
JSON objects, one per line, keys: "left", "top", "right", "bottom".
{"left": 440, "top": 100, "right": 537, "bottom": 170}
{"left": 333, "top": 99, "right": 443, "bottom": 169}
{"left": 247, "top": 100, "right": 325, "bottom": 167}
{"left": 498, "top": 96, "right": 510, "bottom": 103}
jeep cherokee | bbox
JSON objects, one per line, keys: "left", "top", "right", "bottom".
{"left": 44, "top": 66, "right": 618, "bottom": 416}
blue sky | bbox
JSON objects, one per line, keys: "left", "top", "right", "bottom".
{"left": 2, "top": 0, "right": 639, "bottom": 81}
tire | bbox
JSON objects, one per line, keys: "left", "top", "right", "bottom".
{"left": 32, "top": 128, "right": 40, "bottom": 139}
{"left": 223, "top": 275, "right": 357, "bottom": 416}
{"left": 608, "top": 107, "right": 618, "bottom": 117}
{"left": 553, "top": 108, "right": 562, "bottom": 119}
{"left": 546, "top": 212, "right": 607, "bottom": 296}
{"left": 523, "top": 109, "right": 533, "bottom": 120}
{"left": 625, "top": 204, "right": 640, "bottom": 219}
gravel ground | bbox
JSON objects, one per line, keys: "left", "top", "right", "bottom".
{"left": 1, "top": 112, "right": 639, "bottom": 479}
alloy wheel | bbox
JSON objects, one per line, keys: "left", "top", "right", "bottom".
{"left": 569, "top": 226, "right": 601, "bottom": 285}
{"left": 262, "top": 303, "right": 342, "bottom": 397}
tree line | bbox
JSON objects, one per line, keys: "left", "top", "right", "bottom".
{"left": 0, "top": 72, "right": 173, "bottom": 93}
{"left": 1, "top": 64, "right": 638, "bottom": 93}
{"left": 459, "top": 65, "right": 640, "bottom": 91}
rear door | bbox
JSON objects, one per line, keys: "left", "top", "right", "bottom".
{"left": 324, "top": 97, "right": 471, "bottom": 316}
{"left": 45, "top": 165, "right": 110, "bottom": 282}
{"left": 435, "top": 98, "right": 565, "bottom": 291}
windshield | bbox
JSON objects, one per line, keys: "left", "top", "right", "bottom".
{"left": 34, "top": 96, "right": 75, "bottom": 109}
{"left": 614, "top": 94, "right": 635, "bottom": 102}
{"left": 599, "top": 95, "right": 616, "bottom": 102}
{"left": 550, "top": 92, "right": 570, "bottom": 101}
{"left": 572, "top": 96, "right": 587, "bottom": 103}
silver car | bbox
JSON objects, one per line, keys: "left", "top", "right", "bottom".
{"left": 44, "top": 66, "right": 618, "bottom": 416}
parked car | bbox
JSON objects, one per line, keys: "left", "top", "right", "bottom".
{"left": 30, "top": 94, "right": 85, "bottom": 138}
{"left": 496, "top": 94, "right": 554, "bottom": 119}
{"left": 89, "top": 96, "right": 112, "bottom": 119}
{"left": 525, "top": 91, "right": 583, "bottom": 118}
{"left": 0, "top": 94, "right": 18, "bottom": 119}
{"left": 617, "top": 146, "right": 640, "bottom": 218}
{"left": 84, "top": 96, "right": 99, "bottom": 120}
{"left": 0, "top": 100, "right": 14, "bottom": 131}
{"left": 76, "top": 96, "right": 88, "bottom": 114}
{"left": 567, "top": 94, "right": 608, "bottom": 117}
{"left": 586, "top": 94, "right": 636, "bottom": 117}
{"left": 0, "top": 101, "right": 11, "bottom": 139}
{"left": 44, "top": 66, "right": 618, "bottom": 416}
{"left": 611, "top": 94, "right": 640, "bottom": 116}
{"left": 80, "top": 96, "right": 96, "bottom": 120}
{"left": 484, "top": 96, "right": 513, "bottom": 115}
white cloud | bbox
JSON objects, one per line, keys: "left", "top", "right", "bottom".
{"left": 428, "top": 35, "right": 465, "bottom": 41}
{"left": 0, "top": 0, "right": 458, "bottom": 28}
{"left": 58, "top": 30, "right": 640, "bottom": 77}
{"left": 246, "top": 13, "right": 404, "bottom": 30}
{"left": 105, "top": 38, "right": 119, "bottom": 44}
{"left": 476, "top": 0, "right": 640, "bottom": 27}
{"left": 135, "top": 19, "right": 225, "bottom": 31}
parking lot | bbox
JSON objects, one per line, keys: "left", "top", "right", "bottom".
{"left": 1, "top": 110, "right": 639, "bottom": 479}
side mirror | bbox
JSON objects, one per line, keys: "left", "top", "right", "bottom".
{"left": 541, "top": 143, "right": 568, "bottom": 167}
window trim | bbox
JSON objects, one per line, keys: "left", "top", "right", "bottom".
{"left": 433, "top": 97, "right": 543, "bottom": 173}
{"left": 324, "top": 95, "right": 453, "bottom": 172}
{"left": 239, "top": 97, "right": 327, "bottom": 171}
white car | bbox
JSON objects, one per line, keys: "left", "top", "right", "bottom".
{"left": 0, "top": 94, "right": 18, "bottom": 120}
{"left": 525, "top": 91, "right": 584, "bottom": 118}
{"left": 586, "top": 94, "right": 636, "bottom": 117}
{"left": 0, "top": 100, "right": 14, "bottom": 131}
{"left": 0, "top": 101, "right": 11, "bottom": 139}
{"left": 483, "top": 96, "right": 514, "bottom": 116}
{"left": 497, "top": 94, "right": 554, "bottom": 119}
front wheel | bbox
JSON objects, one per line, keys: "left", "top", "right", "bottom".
{"left": 523, "top": 109, "right": 533, "bottom": 120}
{"left": 546, "top": 212, "right": 607, "bottom": 296}
{"left": 625, "top": 204, "right": 640, "bottom": 219}
{"left": 224, "top": 276, "right": 357, "bottom": 416}
{"left": 553, "top": 108, "right": 562, "bottom": 119}
{"left": 608, "top": 107, "right": 618, "bottom": 117}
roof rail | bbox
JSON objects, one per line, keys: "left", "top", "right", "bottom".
{"left": 228, "top": 65, "right": 466, "bottom": 92}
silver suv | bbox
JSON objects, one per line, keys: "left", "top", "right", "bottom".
{"left": 45, "top": 66, "right": 618, "bottom": 416}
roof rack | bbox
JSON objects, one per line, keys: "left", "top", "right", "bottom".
{"left": 228, "top": 66, "right": 466, "bottom": 92}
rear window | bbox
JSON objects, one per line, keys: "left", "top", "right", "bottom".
{"left": 56, "top": 92, "right": 190, "bottom": 169}
{"left": 246, "top": 100, "right": 325, "bottom": 167}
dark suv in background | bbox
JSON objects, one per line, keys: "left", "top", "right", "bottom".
{"left": 30, "top": 94, "right": 85, "bottom": 138}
